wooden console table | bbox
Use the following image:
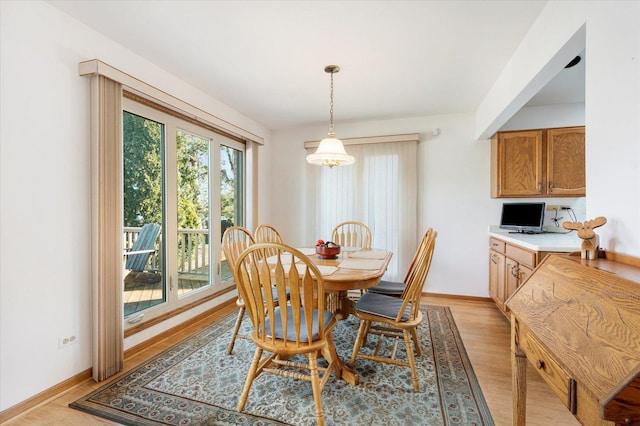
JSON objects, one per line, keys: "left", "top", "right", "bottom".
{"left": 506, "top": 254, "right": 640, "bottom": 425}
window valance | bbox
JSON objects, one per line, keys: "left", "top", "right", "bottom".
{"left": 304, "top": 133, "right": 420, "bottom": 150}
{"left": 79, "top": 59, "right": 264, "bottom": 145}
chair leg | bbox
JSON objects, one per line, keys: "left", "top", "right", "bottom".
{"left": 349, "top": 320, "right": 369, "bottom": 367}
{"left": 403, "top": 329, "right": 419, "bottom": 392}
{"left": 308, "top": 352, "right": 325, "bottom": 426}
{"left": 238, "top": 347, "right": 262, "bottom": 412}
{"left": 410, "top": 327, "right": 422, "bottom": 356}
{"left": 361, "top": 320, "right": 372, "bottom": 346}
{"left": 227, "top": 305, "right": 246, "bottom": 355}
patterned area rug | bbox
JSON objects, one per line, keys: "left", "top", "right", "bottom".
{"left": 71, "top": 305, "right": 493, "bottom": 425}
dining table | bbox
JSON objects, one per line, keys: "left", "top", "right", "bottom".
{"left": 296, "top": 246, "right": 393, "bottom": 385}
{"left": 300, "top": 247, "right": 392, "bottom": 318}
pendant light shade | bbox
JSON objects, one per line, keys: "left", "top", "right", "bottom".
{"left": 306, "top": 133, "right": 355, "bottom": 167}
{"left": 306, "top": 65, "right": 355, "bottom": 168}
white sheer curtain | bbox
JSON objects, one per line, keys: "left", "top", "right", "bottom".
{"left": 312, "top": 141, "right": 417, "bottom": 281}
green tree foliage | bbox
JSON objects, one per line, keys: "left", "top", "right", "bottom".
{"left": 177, "top": 130, "right": 208, "bottom": 231}
{"left": 123, "top": 112, "right": 162, "bottom": 227}
{"left": 123, "top": 111, "right": 243, "bottom": 240}
{"left": 123, "top": 113, "right": 206, "bottom": 232}
{"left": 220, "top": 145, "right": 240, "bottom": 223}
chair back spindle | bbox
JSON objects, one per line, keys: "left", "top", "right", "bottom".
{"left": 222, "top": 226, "right": 255, "bottom": 270}
{"left": 254, "top": 224, "right": 284, "bottom": 259}
{"left": 398, "top": 229, "right": 436, "bottom": 321}
{"left": 221, "top": 226, "right": 256, "bottom": 354}
{"left": 331, "top": 221, "right": 372, "bottom": 249}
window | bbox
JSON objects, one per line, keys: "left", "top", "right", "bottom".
{"left": 123, "top": 98, "right": 245, "bottom": 328}
{"left": 311, "top": 140, "right": 418, "bottom": 281}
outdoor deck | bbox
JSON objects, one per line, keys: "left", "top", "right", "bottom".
{"left": 124, "top": 276, "right": 202, "bottom": 316}
{"left": 123, "top": 227, "right": 233, "bottom": 316}
{"left": 124, "top": 264, "right": 233, "bottom": 316}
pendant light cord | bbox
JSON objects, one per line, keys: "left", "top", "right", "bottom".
{"left": 328, "top": 71, "right": 335, "bottom": 135}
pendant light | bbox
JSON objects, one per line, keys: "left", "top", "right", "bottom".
{"left": 306, "top": 65, "right": 355, "bottom": 168}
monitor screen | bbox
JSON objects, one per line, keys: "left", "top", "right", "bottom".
{"left": 499, "top": 202, "right": 545, "bottom": 233}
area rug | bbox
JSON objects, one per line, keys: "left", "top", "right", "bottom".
{"left": 71, "top": 305, "right": 494, "bottom": 425}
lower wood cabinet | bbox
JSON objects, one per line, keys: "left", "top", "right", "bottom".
{"left": 488, "top": 237, "right": 559, "bottom": 318}
{"left": 488, "top": 249, "right": 506, "bottom": 311}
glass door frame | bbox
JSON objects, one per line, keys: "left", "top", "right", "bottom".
{"left": 123, "top": 97, "right": 246, "bottom": 329}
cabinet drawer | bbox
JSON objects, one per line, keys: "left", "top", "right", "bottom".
{"left": 489, "top": 238, "right": 506, "bottom": 254}
{"left": 523, "top": 332, "right": 576, "bottom": 414}
{"left": 506, "top": 244, "right": 536, "bottom": 268}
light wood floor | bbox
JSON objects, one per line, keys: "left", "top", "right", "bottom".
{"left": 3, "top": 296, "right": 579, "bottom": 426}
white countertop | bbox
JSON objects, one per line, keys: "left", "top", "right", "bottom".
{"left": 488, "top": 226, "right": 582, "bottom": 252}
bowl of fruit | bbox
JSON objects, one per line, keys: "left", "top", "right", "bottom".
{"left": 315, "top": 240, "right": 341, "bottom": 259}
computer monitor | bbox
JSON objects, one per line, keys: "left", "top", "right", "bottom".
{"left": 499, "top": 202, "right": 545, "bottom": 233}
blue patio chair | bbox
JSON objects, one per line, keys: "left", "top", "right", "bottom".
{"left": 124, "top": 223, "right": 161, "bottom": 284}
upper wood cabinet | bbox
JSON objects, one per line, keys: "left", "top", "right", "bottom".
{"left": 546, "top": 127, "right": 586, "bottom": 196}
{"left": 491, "top": 126, "right": 585, "bottom": 198}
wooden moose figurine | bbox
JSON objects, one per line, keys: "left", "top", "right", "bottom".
{"left": 563, "top": 216, "right": 607, "bottom": 259}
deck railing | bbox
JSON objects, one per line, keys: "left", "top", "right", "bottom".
{"left": 124, "top": 227, "right": 211, "bottom": 276}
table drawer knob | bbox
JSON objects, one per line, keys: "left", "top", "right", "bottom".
{"left": 536, "top": 359, "right": 545, "bottom": 370}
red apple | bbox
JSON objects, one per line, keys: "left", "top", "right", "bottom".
{"left": 316, "top": 239, "right": 325, "bottom": 246}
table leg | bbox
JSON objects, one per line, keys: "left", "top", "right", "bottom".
{"left": 338, "top": 361, "right": 359, "bottom": 385}
{"left": 325, "top": 290, "right": 355, "bottom": 320}
{"left": 323, "top": 333, "right": 359, "bottom": 386}
{"left": 323, "top": 290, "right": 361, "bottom": 384}
{"left": 512, "top": 318, "right": 527, "bottom": 426}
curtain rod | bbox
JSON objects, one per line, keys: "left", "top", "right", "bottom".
{"left": 79, "top": 59, "right": 264, "bottom": 145}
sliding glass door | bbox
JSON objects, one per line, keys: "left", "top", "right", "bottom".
{"left": 220, "top": 144, "right": 243, "bottom": 283}
{"left": 122, "top": 98, "right": 245, "bottom": 328}
{"left": 123, "top": 111, "right": 166, "bottom": 316}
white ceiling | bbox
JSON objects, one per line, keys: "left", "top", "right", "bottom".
{"left": 49, "top": 0, "right": 583, "bottom": 131}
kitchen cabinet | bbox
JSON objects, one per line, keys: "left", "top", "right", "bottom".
{"left": 488, "top": 236, "right": 557, "bottom": 318}
{"left": 488, "top": 249, "right": 506, "bottom": 311}
{"left": 491, "top": 126, "right": 585, "bottom": 198}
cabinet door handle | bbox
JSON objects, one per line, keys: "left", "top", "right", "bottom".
{"left": 538, "top": 182, "right": 543, "bottom": 193}
{"left": 511, "top": 265, "right": 520, "bottom": 278}
{"left": 491, "top": 254, "right": 498, "bottom": 264}
{"left": 536, "top": 359, "right": 545, "bottom": 370}
{"left": 549, "top": 181, "right": 554, "bottom": 192}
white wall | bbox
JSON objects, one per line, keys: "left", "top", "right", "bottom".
{"left": 476, "top": 0, "right": 640, "bottom": 257}
{"left": 584, "top": 2, "right": 640, "bottom": 256}
{"left": 475, "top": 1, "right": 587, "bottom": 140}
{"left": 272, "top": 113, "right": 499, "bottom": 298}
{"left": 501, "top": 103, "right": 585, "bottom": 131}
{"left": 0, "top": 1, "right": 270, "bottom": 411}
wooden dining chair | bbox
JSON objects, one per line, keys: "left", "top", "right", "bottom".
{"left": 253, "top": 224, "right": 283, "bottom": 259}
{"left": 234, "top": 243, "right": 340, "bottom": 426}
{"left": 331, "top": 221, "right": 372, "bottom": 249}
{"left": 254, "top": 223, "right": 283, "bottom": 243}
{"left": 368, "top": 228, "right": 433, "bottom": 297}
{"left": 349, "top": 229, "right": 437, "bottom": 392}
{"left": 332, "top": 221, "right": 373, "bottom": 298}
{"left": 222, "top": 226, "right": 257, "bottom": 355}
